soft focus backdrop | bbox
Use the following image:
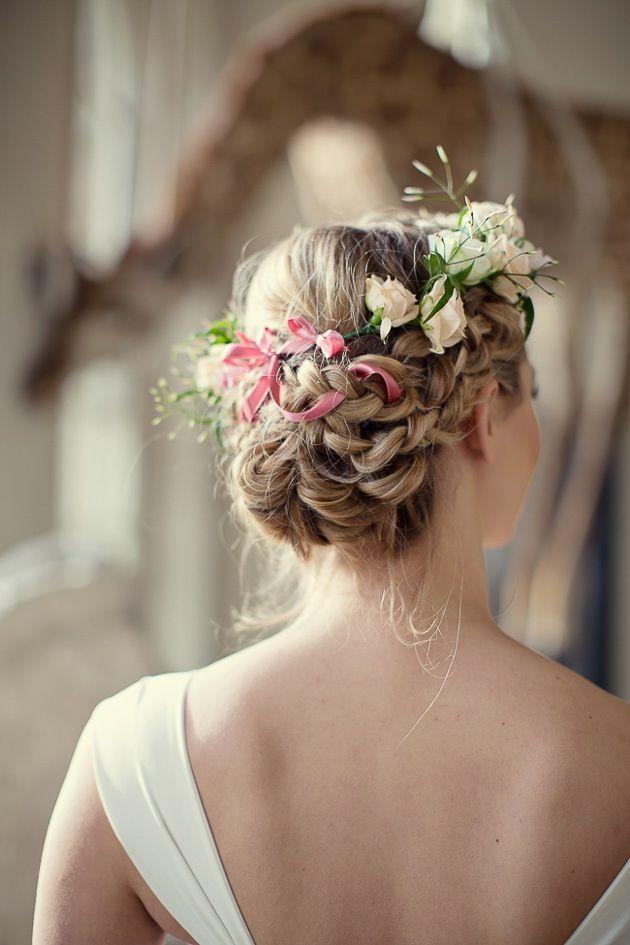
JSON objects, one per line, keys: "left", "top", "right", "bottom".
{"left": 2, "top": 1, "right": 630, "bottom": 942}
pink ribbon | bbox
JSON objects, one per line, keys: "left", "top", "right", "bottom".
{"left": 221, "top": 325, "right": 403, "bottom": 424}
{"left": 221, "top": 328, "right": 276, "bottom": 384}
{"left": 277, "top": 316, "right": 346, "bottom": 359}
{"left": 265, "top": 355, "right": 346, "bottom": 421}
{"left": 348, "top": 362, "right": 403, "bottom": 404}
{"left": 221, "top": 329, "right": 279, "bottom": 422}
{"left": 269, "top": 357, "right": 404, "bottom": 423}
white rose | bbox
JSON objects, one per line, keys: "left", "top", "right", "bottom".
{"left": 487, "top": 234, "right": 533, "bottom": 302}
{"left": 195, "top": 346, "right": 226, "bottom": 392}
{"left": 462, "top": 199, "right": 525, "bottom": 240}
{"left": 419, "top": 275, "right": 467, "bottom": 354}
{"left": 365, "top": 274, "right": 418, "bottom": 341}
{"left": 487, "top": 234, "right": 532, "bottom": 274}
{"left": 519, "top": 238, "right": 556, "bottom": 273}
{"left": 490, "top": 275, "right": 523, "bottom": 305}
{"left": 428, "top": 230, "right": 493, "bottom": 285}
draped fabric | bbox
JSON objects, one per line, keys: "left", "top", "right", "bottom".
{"left": 90, "top": 671, "right": 256, "bottom": 945}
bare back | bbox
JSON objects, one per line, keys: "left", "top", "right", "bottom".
{"left": 141, "top": 625, "right": 629, "bottom": 945}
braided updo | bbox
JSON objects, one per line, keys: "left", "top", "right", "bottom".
{"left": 222, "top": 211, "right": 525, "bottom": 563}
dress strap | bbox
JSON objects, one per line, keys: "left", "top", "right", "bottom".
{"left": 563, "top": 858, "right": 630, "bottom": 945}
{"left": 89, "top": 671, "right": 256, "bottom": 945}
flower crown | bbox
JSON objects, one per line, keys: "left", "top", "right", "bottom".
{"left": 151, "top": 147, "right": 560, "bottom": 445}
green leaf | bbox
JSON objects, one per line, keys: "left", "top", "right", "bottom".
{"left": 450, "top": 261, "right": 475, "bottom": 285}
{"left": 521, "top": 296, "right": 535, "bottom": 340}
{"left": 424, "top": 279, "right": 455, "bottom": 323}
{"left": 172, "top": 387, "right": 198, "bottom": 403}
{"left": 426, "top": 251, "right": 448, "bottom": 278}
{"left": 192, "top": 310, "right": 238, "bottom": 346}
{"left": 369, "top": 309, "right": 384, "bottom": 325}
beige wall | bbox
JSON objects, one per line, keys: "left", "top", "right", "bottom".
{"left": 0, "top": 0, "right": 76, "bottom": 554}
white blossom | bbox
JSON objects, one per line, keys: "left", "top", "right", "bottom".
{"left": 487, "top": 234, "right": 533, "bottom": 302}
{"left": 419, "top": 275, "right": 467, "bottom": 354}
{"left": 365, "top": 274, "right": 418, "bottom": 341}
{"left": 519, "top": 238, "right": 556, "bottom": 273}
{"left": 195, "top": 346, "right": 227, "bottom": 392}
{"left": 461, "top": 198, "right": 525, "bottom": 240}
{"left": 428, "top": 230, "right": 493, "bottom": 285}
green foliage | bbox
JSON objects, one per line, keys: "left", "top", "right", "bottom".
{"left": 192, "top": 309, "right": 238, "bottom": 346}
{"left": 423, "top": 278, "right": 455, "bottom": 323}
{"left": 520, "top": 295, "right": 535, "bottom": 341}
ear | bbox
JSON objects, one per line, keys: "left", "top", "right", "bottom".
{"left": 460, "top": 378, "right": 499, "bottom": 464}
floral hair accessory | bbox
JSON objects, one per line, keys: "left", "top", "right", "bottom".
{"left": 400, "top": 147, "right": 560, "bottom": 344}
{"left": 220, "top": 321, "right": 367, "bottom": 423}
{"left": 364, "top": 275, "right": 418, "bottom": 341}
{"left": 151, "top": 146, "right": 560, "bottom": 445}
{"left": 277, "top": 315, "right": 346, "bottom": 358}
{"left": 151, "top": 311, "right": 403, "bottom": 443}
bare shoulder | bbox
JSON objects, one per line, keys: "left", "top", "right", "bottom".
{"left": 503, "top": 636, "right": 630, "bottom": 860}
{"left": 515, "top": 636, "right": 629, "bottom": 747}
{"left": 186, "top": 634, "right": 286, "bottom": 756}
{"left": 188, "top": 633, "right": 291, "bottom": 721}
{"left": 549, "top": 656, "right": 629, "bottom": 817}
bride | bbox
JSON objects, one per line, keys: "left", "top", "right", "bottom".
{"left": 33, "top": 156, "right": 629, "bottom": 945}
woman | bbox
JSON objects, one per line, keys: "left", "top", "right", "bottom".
{"left": 33, "top": 161, "right": 629, "bottom": 944}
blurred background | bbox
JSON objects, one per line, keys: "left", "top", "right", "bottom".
{"left": 2, "top": 0, "right": 630, "bottom": 941}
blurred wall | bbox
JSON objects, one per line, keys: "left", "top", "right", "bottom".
{"left": 0, "top": 0, "right": 76, "bottom": 555}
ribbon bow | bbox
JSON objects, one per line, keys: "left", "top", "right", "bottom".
{"left": 221, "top": 328, "right": 279, "bottom": 422}
{"left": 277, "top": 316, "right": 346, "bottom": 359}
{"left": 222, "top": 323, "right": 403, "bottom": 424}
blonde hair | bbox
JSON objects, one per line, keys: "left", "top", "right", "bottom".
{"left": 215, "top": 211, "right": 525, "bottom": 650}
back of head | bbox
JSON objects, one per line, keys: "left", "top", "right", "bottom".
{"left": 224, "top": 210, "right": 525, "bottom": 561}
{"left": 153, "top": 148, "right": 556, "bottom": 610}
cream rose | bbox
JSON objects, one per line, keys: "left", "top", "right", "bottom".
{"left": 490, "top": 275, "right": 524, "bottom": 304}
{"left": 487, "top": 234, "right": 533, "bottom": 303}
{"left": 365, "top": 274, "right": 418, "bottom": 341}
{"left": 428, "top": 230, "right": 492, "bottom": 285}
{"left": 462, "top": 199, "right": 525, "bottom": 240}
{"left": 195, "top": 345, "right": 227, "bottom": 392}
{"left": 419, "top": 275, "right": 467, "bottom": 354}
{"left": 519, "top": 238, "right": 556, "bottom": 273}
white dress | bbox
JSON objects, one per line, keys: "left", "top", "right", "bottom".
{"left": 88, "top": 671, "right": 630, "bottom": 945}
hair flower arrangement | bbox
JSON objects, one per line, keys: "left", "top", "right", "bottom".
{"left": 151, "top": 308, "right": 403, "bottom": 442}
{"left": 364, "top": 275, "right": 418, "bottom": 341}
{"left": 362, "top": 147, "right": 561, "bottom": 357}
{"left": 151, "top": 146, "right": 560, "bottom": 443}
{"left": 402, "top": 146, "right": 561, "bottom": 342}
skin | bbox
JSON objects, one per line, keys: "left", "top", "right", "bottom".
{"left": 33, "top": 357, "right": 630, "bottom": 945}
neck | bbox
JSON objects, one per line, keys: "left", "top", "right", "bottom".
{"left": 284, "top": 453, "right": 500, "bottom": 658}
